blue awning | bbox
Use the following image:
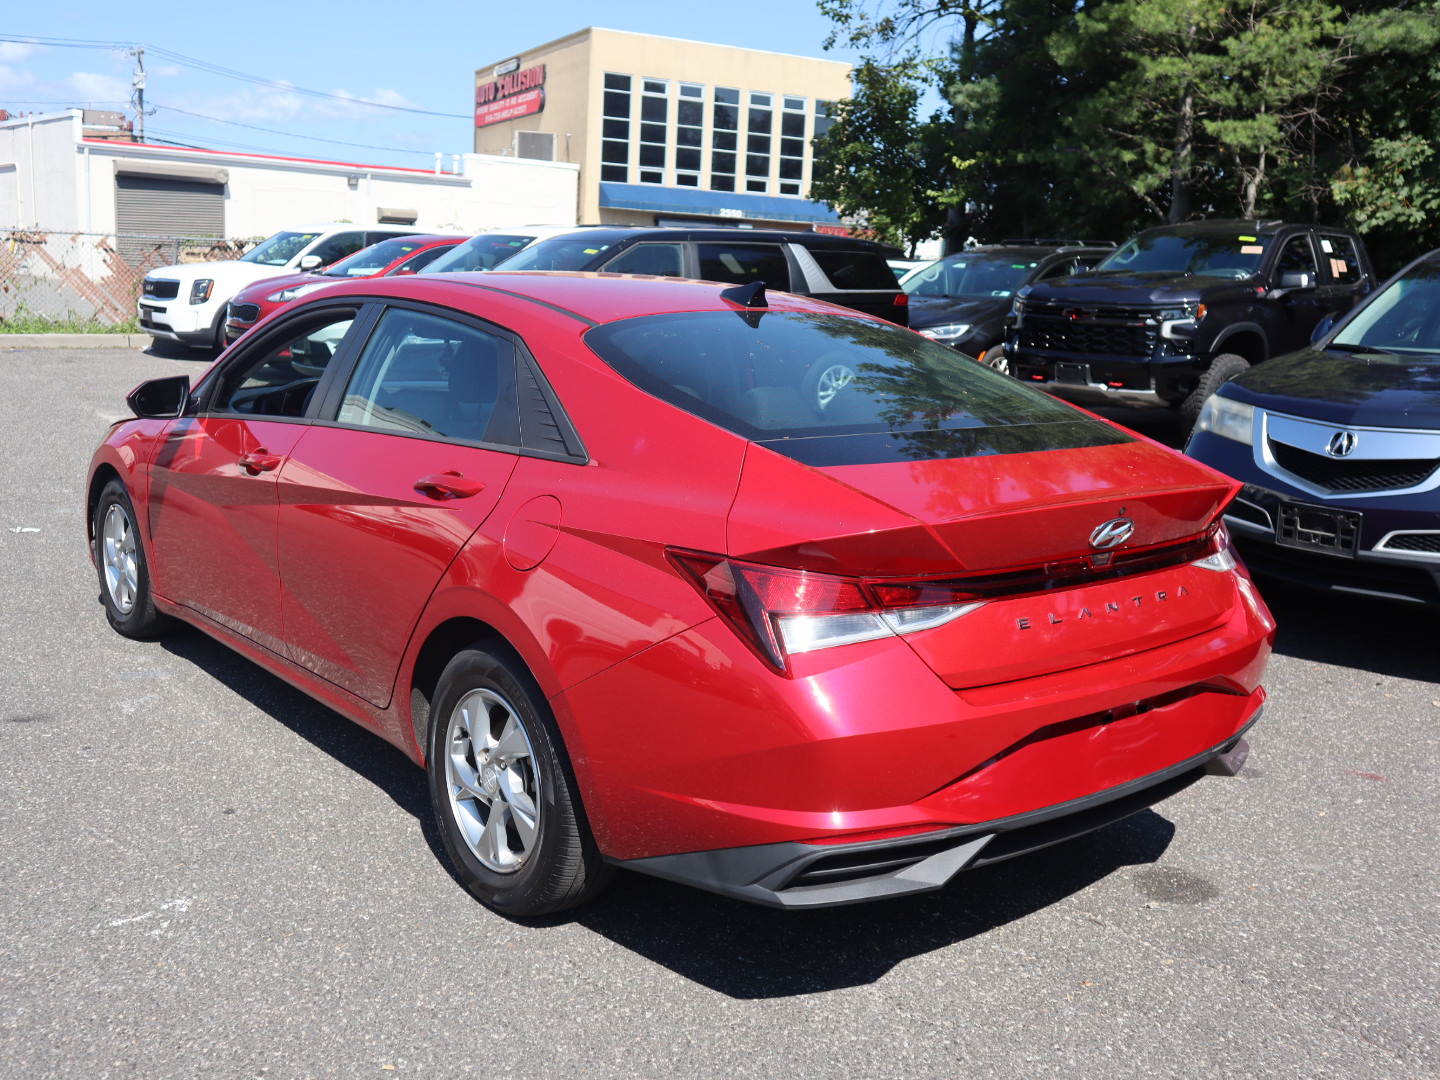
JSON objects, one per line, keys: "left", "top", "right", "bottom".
{"left": 598, "top": 182, "right": 839, "bottom": 224}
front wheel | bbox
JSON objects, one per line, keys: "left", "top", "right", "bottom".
{"left": 1180, "top": 353, "right": 1251, "bottom": 430}
{"left": 93, "top": 478, "right": 173, "bottom": 640}
{"left": 427, "top": 646, "right": 610, "bottom": 917}
{"left": 975, "top": 345, "right": 1010, "bottom": 376}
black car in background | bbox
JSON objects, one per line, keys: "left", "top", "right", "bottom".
{"left": 903, "top": 241, "right": 1115, "bottom": 367}
{"left": 1186, "top": 249, "right": 1440, "bottom": 606}
{"left": 1006, "top": 220, "right": 1376, "bottom": 427}
{"left": 494, "top": 226, "right": 909, "bottom": 325}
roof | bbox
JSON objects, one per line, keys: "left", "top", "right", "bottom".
{"left": 598, "top": 183, "right": 840, "bottom": 225}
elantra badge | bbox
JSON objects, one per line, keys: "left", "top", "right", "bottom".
{"left": 1326, "top": 431, "right": 1358, "bottom": 458}
{"left": 1089, "top": 517, "right": 1135, "bottom": 549}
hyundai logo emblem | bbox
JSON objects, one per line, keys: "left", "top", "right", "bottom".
{"left": 1326, "top": 431, "right": 1358, "bottom": 458}
{"left": 1089, "top": 517, "right": 1135, "bottom": 549}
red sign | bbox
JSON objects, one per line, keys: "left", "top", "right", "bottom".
{"left": 475, "top": 64, "right": 547, "bottom": 128}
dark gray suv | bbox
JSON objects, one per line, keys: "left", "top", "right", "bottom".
{"left": 493, "top": 227, "right": 908, "bottom": 326}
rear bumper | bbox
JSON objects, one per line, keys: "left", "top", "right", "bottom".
{"left": 618, "top": 720, "right": 1258, "bottom": 908}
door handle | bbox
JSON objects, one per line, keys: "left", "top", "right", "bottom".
{"left": 414, "top": 472, "right": 486, "bottom": 500}
{"left": 239, "top": 449, "right": 283, "bottom": 473}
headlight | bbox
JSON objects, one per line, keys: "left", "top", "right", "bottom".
{"left": 916, "top": 322, "right": 971, "bottom": 343}
{"left": 1193, "top": 394, "right": 1255, "bottom": 445}
{"left": 189, "top": 279, "right": 214, "bottom": 304}
{"left": 266, "top": 282, "right": 328, "bottom": 303}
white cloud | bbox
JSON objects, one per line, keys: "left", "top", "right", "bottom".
{"left": 314, "top": 87, "right": 422, "bottom": 120}
{"left": 0, "top": 65, "right": 39, "bottom": 93}
{"left": 66, "top": 71, "right": 129, "bottom": 103}
{"left": 0, "top": 41, "right": 44, "bottom": 64}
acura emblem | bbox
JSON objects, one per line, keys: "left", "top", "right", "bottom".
{"left": 1089, "top": 517, "right": 1135, "bottom": 549}
{"left": 1326, "top": 431, "right": 1358, "bottom": 458}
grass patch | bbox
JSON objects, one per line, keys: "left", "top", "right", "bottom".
{"left": 0, "top": 313, "right": 141, "bottom": 334}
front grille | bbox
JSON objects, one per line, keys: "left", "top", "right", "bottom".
{"left": 1018, "top": 303, "right": 1159, "bottom": 357}
{"left": 1269, "top": 440, "right": 1439, "bottom": 493}
{"left": 1379, "top": 533, "right": 1440, "bottom": 554}
{"left": 228, "top": 303, "right": 261, "bottom": 323}
{"left": 143, "top": 279, "right": 179, "bottom": 300}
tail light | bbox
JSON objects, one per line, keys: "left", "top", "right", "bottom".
{"left": 669, "top": 551, "right": 983, "bottom": 672}
{"left": 893, "top": 292, "right": 908, "bottom": 307}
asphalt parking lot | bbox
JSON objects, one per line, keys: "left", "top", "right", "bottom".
{"left": 1, "top": 344, "right": 1435, "bottom": 1079}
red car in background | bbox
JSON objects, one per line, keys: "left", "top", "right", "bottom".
{"left": 224, "top": 234, "right": 463, "bottom": 341}
{"left": 89, "top": 272, "right": 1273, "bottom": 917}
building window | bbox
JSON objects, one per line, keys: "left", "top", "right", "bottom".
{"left": 711, "top": 87, "right": 740, "bottom": 192}
{"left": 676, "top": 82, "right": 704, "bottom": 188}
{"left": 601, "top": 73, "right": 632, "bottom": 184}
{"left": 779, "top": 96, "right": 806, "bottom": 196}
{"left": 814, "top": 100, "right": 836, "bottom": 140}
{"left": 746, "top": 91, "right": 772, "bottom": 192}
{"left": 639, "top": 78, "right": 669, "bottom": 184}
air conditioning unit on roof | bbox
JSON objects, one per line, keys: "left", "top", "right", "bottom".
{"left": 515, "top": 131, "right": 557, "bottom": 162}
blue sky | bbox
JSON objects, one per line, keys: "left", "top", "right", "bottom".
{"left": 0, "top": 2, "right": 875, "bottom": 172}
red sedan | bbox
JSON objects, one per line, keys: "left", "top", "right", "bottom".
{"left": 89, "top": 272, "right": 1274, "bottom": 916}
{"left": 223, "top": 234, "right": 463, "bottom": 342}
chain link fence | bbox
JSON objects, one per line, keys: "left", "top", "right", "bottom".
{"left": 0, "top": 229, "right": 255, "bottom": 329}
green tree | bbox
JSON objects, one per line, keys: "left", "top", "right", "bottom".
{"left": 810, "top": 60, "right": 954, "bottom": 254}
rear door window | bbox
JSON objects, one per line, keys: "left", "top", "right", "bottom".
{"left": 335, "top": 307, "right": 516, "bottom": 446}
{"left": 1317, "top": 234, "right": 1363, "bottom": 285}
{"left": 695, "top": 242, "right": 791, "bottom": 290}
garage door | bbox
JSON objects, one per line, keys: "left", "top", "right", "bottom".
{"left": 115, "top": 174, "right": 225, "bottom": 264}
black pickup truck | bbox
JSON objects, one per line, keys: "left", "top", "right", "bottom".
{"left": 1003, "top": 220, "right": 1376, "bottom": 426}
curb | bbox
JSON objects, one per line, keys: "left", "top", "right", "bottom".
{"left": 0, "top": 333, "right": 152, "bottom": 349}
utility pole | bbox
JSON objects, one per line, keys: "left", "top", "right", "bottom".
{"left": 130, "top": 46, "right": 146, "bottom": 142}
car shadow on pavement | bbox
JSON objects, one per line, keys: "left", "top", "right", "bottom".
{"left": 1262, "top": 581, "right": 1437, "bottom": 681}
{"left": 157, "top": 629, "right": 451, "bottom": 870}
{"left": 157, "top": 626, "right": 1178, "bottom": 995}
{"left": 573, "top": 809, "right": 1175, "bottom": 997}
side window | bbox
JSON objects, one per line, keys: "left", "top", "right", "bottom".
{"left": 211, "top": 313, "right": 355, "bottom": 417}
{"left": 1318, "top": 234, "right": 1363, "bottom": 285}
{"left": 1275, "top": 235, "right": 1319, "bottom": 284}
{"left": 601, "top": 243, "right": 684, "bottom": 277}
{"left": 695, "top": 243, "right": 791, "bottom": 291}
{"left": 336, "top": 307, "right": 512, "bottom": 445}
{"left": 307, "top": 232, "right": 368, "bottom": 268}
{"left": 1037, "top": 258, "right": 1078, "bottom": 281}
{"left": 808, "top": 250, "right": 898, "bottom": 290}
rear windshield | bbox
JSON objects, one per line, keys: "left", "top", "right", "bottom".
{"left": 584, "top": 311, "right": 1130, "bottom": 466}
{"left": 1097, "top": 231, "right": 1271, "bottom": 279}
{"left": 421, "top": 233, "right": 539, "bottom": 273}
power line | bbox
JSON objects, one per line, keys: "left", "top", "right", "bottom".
{"left": 0, "top": 34, "right": 470, "bottom": 119}
{"left": 152, "top": 103, "right": 436, "bottom": 156}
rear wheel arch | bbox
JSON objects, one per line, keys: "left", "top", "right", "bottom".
{"left": 408, "top": 616, "right": 510, "bottom": 759}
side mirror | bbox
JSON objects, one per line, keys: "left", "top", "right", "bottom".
{"left": 1310, "top": 314, "right": 1337, "bottom": 343}
{"left": 298, "top": 255, "right": 322, "bottom": 270}
{"left": 126, "top": 375, "right": 193, "bottom": 419}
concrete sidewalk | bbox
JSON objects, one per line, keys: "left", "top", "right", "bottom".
{"left": 0, "top": 333, "right": 151, "bottom": 349}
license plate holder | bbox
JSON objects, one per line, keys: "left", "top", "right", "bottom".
{"left": 1274, "top": 499, "right": 1361, "bottom": 556}
{"left": 1054, "top": 362, "right": 1091, "bottom": 386}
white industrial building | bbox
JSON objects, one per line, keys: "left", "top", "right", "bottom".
{"left": 0, "top": 110, "right": 580, "bottom": 243}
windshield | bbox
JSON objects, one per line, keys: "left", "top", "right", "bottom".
{"left": 903, "top": 253, "right": 1039, "bottom": 298}
{"left": 1097, "top": 231, "right": 1271, "bottom": 279}
{"left": 421, "top": 233, "right": 540, "bottom": 273}
{"left": 584, "top": 311, "right": 1129, "bottom": 467}
{"left": 1331, "top": 258, "right": 1440, "bottom": 356}
{"left": 321, "top": 237, "right": 436, "bottom": 278}
{"left": 240, "top": 231, "right": 323, "bottom": 267}
{"left": 496, "top": 236, "right": 618, "bottom": 272}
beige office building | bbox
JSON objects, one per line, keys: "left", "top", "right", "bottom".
{"left": 473, "top": 28, "right": 852, "bottom": 231}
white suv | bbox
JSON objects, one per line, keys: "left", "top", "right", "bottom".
{"left": 138, "top": 223, "right": 430, "bottom": 349}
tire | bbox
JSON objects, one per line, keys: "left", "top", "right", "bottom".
{"left": 427, "top": 646, "right": 611, "bottom": 917}
{"left": 975, "top": 345, "right": 1010, "bottom": 376}
{"left": 1180, "top": 353, "right": 1251, "bottom": 430}
{"left": 93, "top": 478, "right": 174, "bottom": 640}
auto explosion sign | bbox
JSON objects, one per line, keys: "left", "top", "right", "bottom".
{"left": 475, "top": 64, "right": 546, "bottom": 128}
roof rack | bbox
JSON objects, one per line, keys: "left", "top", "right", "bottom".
{"left": 996, "top": 238, "right": 1117, "bottom": 248}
